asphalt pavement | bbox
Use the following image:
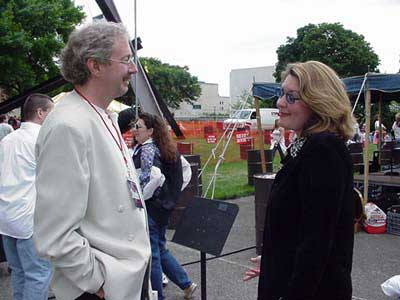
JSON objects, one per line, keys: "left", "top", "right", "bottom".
{"left": 1, "top": 196, "right": 399, "bottom": 300}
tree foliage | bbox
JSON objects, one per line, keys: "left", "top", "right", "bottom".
{"left": 0, "top": 0, "right": 85, "bottom": 98}
{"left": 140, "top": 57, "right": 201, "bottom": 109}
{"left": 274, "top": 23, "right": 380, "bottom": 82}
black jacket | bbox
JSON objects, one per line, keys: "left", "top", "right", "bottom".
{"left": 258, "top": 132, "right": 354, "bottom": 300}
{"left": 132, "top": 144, "right": 183, "bottom": 226}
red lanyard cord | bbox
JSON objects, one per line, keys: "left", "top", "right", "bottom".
{"left": 75, "top": 89, "right": 128, "bottom": 165}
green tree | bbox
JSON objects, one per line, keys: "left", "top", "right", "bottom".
{"left": 0, "top": 0, "right": 84, "bottom": 98}
{"left": 140, "top": 57, "right": 201, "bottom": 109}
{"left": 274, "top": 23, "right": 380, "bottom": 82}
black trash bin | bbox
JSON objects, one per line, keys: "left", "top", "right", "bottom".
{"left": 254, "top": 174, "right": 275, "bottom": 255}
{"left": 247, "top": 150, "right": 273, "bottom": 186}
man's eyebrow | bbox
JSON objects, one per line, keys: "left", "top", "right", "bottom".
{"left": 120, "top": 54, "right": 132, "bottom": 60}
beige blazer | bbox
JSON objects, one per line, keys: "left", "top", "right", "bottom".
{"left": 34, "top": 91, "right": 151, "bottom": 300}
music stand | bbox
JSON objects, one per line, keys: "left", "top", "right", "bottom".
{"left": 172, "top": 196, "right": 239, "bottom": 300}
{"left": 385, "top": 146, "right": 400, "bottom": 176}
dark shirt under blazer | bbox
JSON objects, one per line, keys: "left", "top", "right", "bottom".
{"left": 258, "top": 132, "right": 354, "bottom": 300}
{"left": 132, "top": 142, "right": 183, "bottom": 226}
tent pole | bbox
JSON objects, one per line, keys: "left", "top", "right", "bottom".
{"left": 254, "top": 97, "right": 266, "bottom": 173}
{"left": 378, "top": 94, "right": 383, "bottom": 164}
{"left": 363, "top": 88, "right": 371, "bottom": 204}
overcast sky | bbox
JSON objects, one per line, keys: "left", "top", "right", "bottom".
{"left": 76, "top": 0, "right": 400, "bottom": 96}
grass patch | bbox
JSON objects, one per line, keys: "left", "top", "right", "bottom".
{"left": 178, "top": 137, "right": 281, "bottom": 200}
{"left": 201, "top": 160, "right": 254, "bottom": 200}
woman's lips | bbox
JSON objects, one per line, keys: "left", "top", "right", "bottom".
{"left": 278, "top": 112, "right": 290, "bottom": 117}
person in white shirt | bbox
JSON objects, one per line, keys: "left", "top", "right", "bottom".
{"left": 392, "top": 113, "right": 400, "bottom": 142}
{"left": 0, "top": 93, "right": 54, "bottom": 300}
{"left": 270, "top": 119, "right": 287, "bottom": 160}
{"left": 0, "top": 114, "right": 14, "bottom": 141}
{"left": 373, "top": 116, "right": 387, "bottom": 144}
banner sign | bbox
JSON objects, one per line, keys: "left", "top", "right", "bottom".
{"left": 235, "top": 130, "right": 250, "bottom": 144}
{"left": 206, "top": 134, "right": 217, "bottom": 144}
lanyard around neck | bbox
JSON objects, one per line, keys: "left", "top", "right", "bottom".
{"left": 75, "top": 89, "right": 128, "bottom": 166}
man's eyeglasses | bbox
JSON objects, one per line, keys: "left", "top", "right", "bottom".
{"left": 91, "top": 56, "right": 135, "bottom": 66}
{"left": 278, "top": 89, "right": 301, "bottom": 104}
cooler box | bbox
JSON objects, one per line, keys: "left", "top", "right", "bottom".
{"left": 363, "top": 223, "right": 387, "bottom": 234}
{"left": 363, "top": 202, "right": 387, "bottom": 234}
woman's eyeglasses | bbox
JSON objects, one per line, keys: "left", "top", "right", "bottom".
{"left": 278, "top": 90, "right": 301, "bottom": 104}
{"left": 133, "top": 123, "right": 144, "bottom": 130}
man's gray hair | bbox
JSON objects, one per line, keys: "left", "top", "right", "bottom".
{"left": 60, "top": 21, "right": 130, "bottom": 85}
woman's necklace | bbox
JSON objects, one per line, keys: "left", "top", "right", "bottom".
{"left": 290, "top": 136, "right": 307, "bottom": 158}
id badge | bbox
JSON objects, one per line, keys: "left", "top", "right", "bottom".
{"left": 127, "top": 179, "right": 143, "bottom": 208}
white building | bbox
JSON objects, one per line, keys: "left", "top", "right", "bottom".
{"left": 230, "top": 66, "right": 275, "bottom": 107}
{"left": 172, "top": 82, "right": 230, "bottom": 119}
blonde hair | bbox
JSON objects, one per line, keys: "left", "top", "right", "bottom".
{"left": 282, "top": 61, "right": 355, "bottom": 140}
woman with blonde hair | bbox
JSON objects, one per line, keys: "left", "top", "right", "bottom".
{"left": 244, "top": 61, "right": 355, "bottom": 300}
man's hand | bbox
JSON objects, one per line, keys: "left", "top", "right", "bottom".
{"left": 95, "top": 288, "right": 105, "bottom": 299}
{"left": 243, "top": 256, "right": 261, "bottom": 282}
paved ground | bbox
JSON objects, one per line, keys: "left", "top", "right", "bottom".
{"left": 1, "top": 196, "right": 399, "bottom": 300}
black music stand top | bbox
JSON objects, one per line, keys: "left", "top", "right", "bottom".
{"left": 172, "top": 197, "right": 239, "bottom": 256}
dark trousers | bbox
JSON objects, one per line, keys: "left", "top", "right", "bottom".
{"left": 75, "top": 293, "right": 102, "bottom": 300}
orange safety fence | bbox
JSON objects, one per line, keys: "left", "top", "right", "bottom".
{"left": 172, "top": 120, "right": 293, "bottom": 144}
{"left": 173, "top": 120, "right": 225, "bottom": 139}
{"left": 123, "top": 120, "right": 294, "bottom": 153}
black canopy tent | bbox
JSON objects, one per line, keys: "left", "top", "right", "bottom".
{"left": 252, "top": 73, "right": 400, "bottom": 201}
{"left": 252, "top": 73, "right": 400, "bottom": 101}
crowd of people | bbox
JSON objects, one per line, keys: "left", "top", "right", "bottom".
{"left": 0, "top": 20, "right": 398, "bottom": 300}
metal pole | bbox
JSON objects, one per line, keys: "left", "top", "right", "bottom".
{"left": 254, "top": 97, "right": 266, "bottom": 173}
{"left": 363, "top": 87, "right": 371, "bottom": 204}
{"left": 378, "top": 94, "right": 383, "bottom": 164}
{"left": 134, "top": 0, "right": 138, "bottom": 118}
{"left": 200, "top": 251, "right": 207, "bottom": 300}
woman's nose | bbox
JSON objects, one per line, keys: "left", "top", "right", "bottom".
{"left": 277, "top": 96, "right": 286, "bottom": 108}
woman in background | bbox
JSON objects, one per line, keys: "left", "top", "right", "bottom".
{"left": 132, "top": 113, "right": 197, "bottom": 300}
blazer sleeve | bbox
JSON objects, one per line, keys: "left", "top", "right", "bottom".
{"left": 286, "top": 142, "right": 350, "bottom": 299}
{"left": 34, "top": 122, "right": 104, "bottom": 294}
